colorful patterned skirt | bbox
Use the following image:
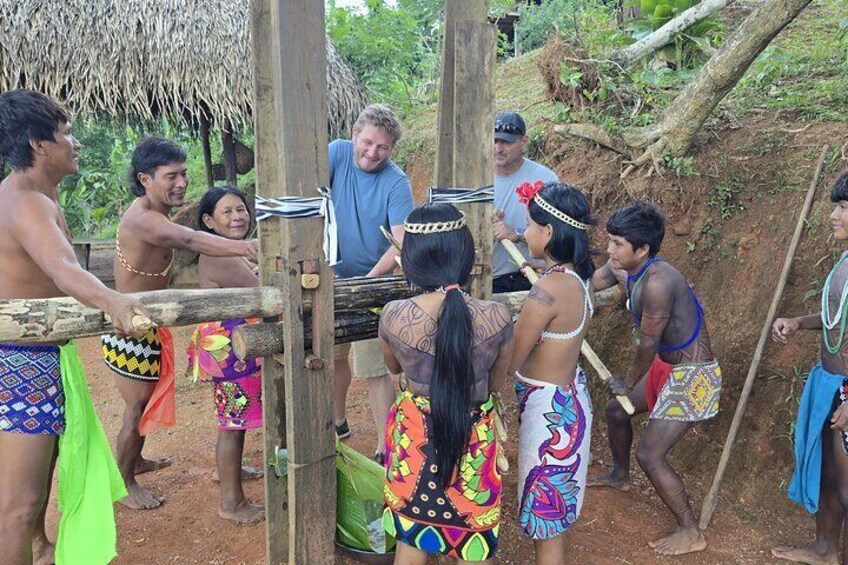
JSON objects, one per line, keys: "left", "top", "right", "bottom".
{"left": 0, "top": 343, "right": 64, "bottom": 435}
{"left": 515, "top": 369, "right": 592, "bottom": 541}
{"left": 649, "top": 360, "right": 721, "bottom": 422}
{"left": 383, "top": 391, "right": 501, "bottom": 561}
{"left": 187, "top": 319, "right": 262, "bottom": 431}
{"left": 102, "top": 328, "right": 166, "bottom": 382}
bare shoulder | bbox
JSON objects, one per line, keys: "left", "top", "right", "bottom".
{"left": 2, "top": 188, "right": 59, "bottom": 233}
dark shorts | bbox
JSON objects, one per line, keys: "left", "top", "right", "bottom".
{"left": 101, "top": 328, "right": 162, "bottom": 382}
{"left": 0, "top": 343, "right": 65, "bottom": 435}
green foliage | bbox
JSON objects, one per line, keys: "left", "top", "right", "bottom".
{"left": 327, "top": 0, "right": 441, "bottom": 110}
{"left": 623, "top": 0, "right": 723, "bottom": 69}
{"left": 662, "top": 154, "right": 698, "bottom": 177}
{"left": 708, "top": 176, "right": 746, "bottom": 220}
{"left": 59, "top": 121, "right": 138, "bottom": 237}
{"left": 735, "top": 0, "right": 848, "bottom": 120}
{"left": 514, "top": 0, "right": 620, "bottom": 53}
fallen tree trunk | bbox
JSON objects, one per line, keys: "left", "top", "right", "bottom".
{"left": 0, "top": 278, "right": 624, "bottom": 344}
{"left": 613, "top": 0, "right": 731, "bottom": 64}
{"left": 558, "top": 0, "right": 812, "bottom": 175}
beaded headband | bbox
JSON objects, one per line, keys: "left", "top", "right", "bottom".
{"left": 404, "top": 211, "right": 467, "bottom": 234}
{"left": 516, "top": 181, "right": 588, "bottom": 231}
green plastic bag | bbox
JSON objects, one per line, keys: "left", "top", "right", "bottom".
{"left": 336, "top": 441, "right": 396, "bottom": 554}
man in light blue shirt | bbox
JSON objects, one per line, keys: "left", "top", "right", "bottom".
{"left": 329, "top": 104, "right": 412, "bottom": 462}
{"left": 492, "top": 110, "right": 558, "bottom": 293}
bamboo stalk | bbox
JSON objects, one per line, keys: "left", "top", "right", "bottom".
{"left": 501, "top": 239, "right": 636, "bottom": 415}
{"left": 698, "top": 146, "right": 830, "bottom": 530}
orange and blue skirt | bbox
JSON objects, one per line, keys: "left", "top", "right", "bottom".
{"left": 383, "top": 391, "right": 501, "bottom": 561}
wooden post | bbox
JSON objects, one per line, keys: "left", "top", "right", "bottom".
{"left": 252, "top": 0, "right": 336, "bottom": 562}
{"left": 199, "top": 113, "right": 215, "bottom": 188}
{"left": 222, "top": 118, "right": 239, "bottom": 187}
{"left": 434, "top": 0, "right": 488, "bottom": 189}
{"left": 451, "top": 16, "right": 496, "bottom": 299}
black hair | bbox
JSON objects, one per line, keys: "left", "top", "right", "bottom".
{"left": 830, "top": 172, "right": 848, "bottom": 203}
{"left": 196, "top": 185, "right": 253, "bottom": 237}
{"left": 0, "top": 89, "right": 71, "bottom": 170}
{"left": 606, "top": 202, "right": 665, "bottom": 257}
{"left": 129, "top": 136, "right": 187, "bottom": 197}
{"left": 401, "top": 203, "right": 476, "bottom": 486}
{"left": 528, "top": 182, "right": 597, "bottom": 280}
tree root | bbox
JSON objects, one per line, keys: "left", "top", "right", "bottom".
{"left": 553, "top": 123, "right": 633, "bottom": 156}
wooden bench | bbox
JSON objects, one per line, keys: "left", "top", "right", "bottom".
{"left": 72, "top": 238, "right": 112, "bottom": 271}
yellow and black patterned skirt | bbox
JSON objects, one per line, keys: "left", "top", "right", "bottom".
{"left": 101, "top": 328, "right": 163, "bottom": 382}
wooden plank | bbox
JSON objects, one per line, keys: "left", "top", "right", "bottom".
{"left": 434, "top": 0, "right": 488, "bottom": 188}
{"left": 250, "top": 0, "right": 289, "bottom": 560}
{"left": 453, "top": 19, "right": 495, "bottom": 299}
{"left": 259, "top": 0, "right": 336, "bottom": 562}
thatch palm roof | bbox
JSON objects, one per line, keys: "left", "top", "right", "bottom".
{"left": 0, "top": 0, "right": 367, "bottom": 136}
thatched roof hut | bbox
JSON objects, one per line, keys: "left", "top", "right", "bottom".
{"left": 0, "top": 0, "right": 367, "bottom": 138}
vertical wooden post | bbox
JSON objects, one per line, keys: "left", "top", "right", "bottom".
{"left": 222, "top": 119, "right": 239, "bottom": 187}
{"left": 199, "top": 113, "right": 215, "bottom": 189}
{"left": 251, "top": 1, "right": 336, "bottom": 563}
{"left": 437, "top": 4, "right": 495, "bottom": 300}
{"left": 434, "top": 0, "right": 488, "bottom": 189}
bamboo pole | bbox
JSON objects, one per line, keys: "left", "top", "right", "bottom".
{"left": 501, "top": 239, "right": 636, "bottom": 415}
{"left": 698, "top": 146, "right": 830, "bottom": 530}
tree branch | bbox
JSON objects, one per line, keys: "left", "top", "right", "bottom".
{"left": 614, "top": 0, "right": 731, "bottom": 64}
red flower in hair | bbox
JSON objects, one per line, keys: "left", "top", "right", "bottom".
{"left": 516, "top": 180, "right": 544, "bottom": 205}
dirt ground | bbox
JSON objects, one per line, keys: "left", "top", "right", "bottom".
{"left": 42, "top": 331, "right": 812, "bottom": 565}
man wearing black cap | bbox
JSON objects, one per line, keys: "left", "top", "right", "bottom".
{"left": 492, "top": 110, "right": 559, "bottom": 293}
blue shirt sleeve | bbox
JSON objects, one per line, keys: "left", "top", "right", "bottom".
{"left": 328, "top": 139, "right": 344, "bottom": 183}
{"left": 387, "top": 177, "right": 413, "bottom": 226}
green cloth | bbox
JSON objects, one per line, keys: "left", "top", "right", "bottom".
{"left": 56, "top": 342, "right": 127, "bottom": 565}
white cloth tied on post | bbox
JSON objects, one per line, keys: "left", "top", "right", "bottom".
{"left": 427, "top": 185, "right": 494, "bottom": 204}
{"left": 255, "top": 186, "right": 338, "bottom": 266}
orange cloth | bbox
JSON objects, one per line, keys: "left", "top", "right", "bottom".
{"left": 139, "top": 327, "right": 175, "bottom": 436}
{"left": 645, "top": 355, "right": 673, "bottom": 412}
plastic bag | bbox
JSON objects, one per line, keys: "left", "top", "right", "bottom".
{"left": 336, "top": 441, "right": 396, "bottom": 553}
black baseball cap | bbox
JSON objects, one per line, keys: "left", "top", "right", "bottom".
{"left": 494, "top": 111, "right": 526, "bottom": 142}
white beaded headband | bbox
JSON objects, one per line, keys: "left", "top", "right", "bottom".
{"left": 533, "top": 194, "right": 588, "bottom": 231}
{"left": 404, "top": 211, "right": 467, "bottom": 234}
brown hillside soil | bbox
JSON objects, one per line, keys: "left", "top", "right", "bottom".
{"left": 42, "top": 114, "right": 847, "bottom": 563}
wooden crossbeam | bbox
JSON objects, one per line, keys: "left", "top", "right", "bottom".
{"left": 0, "top": 281, "right": 621, "bottom": 345}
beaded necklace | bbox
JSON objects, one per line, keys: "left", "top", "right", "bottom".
{"left": 822, "top": 254, "right": 848, "bottom": 354}
{"left": 116, "top": 228, "right": 175, "bottom": 278}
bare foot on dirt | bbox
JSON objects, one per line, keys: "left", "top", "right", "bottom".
{"left": 649, "top": 527, "right": 707, "bottom": 555}
{"left": 32, "top": 535, "right": 54, "bottom": 565}
{"left": 772, "top": 546, "right": 839, "bottom": 565}
{"left": 119, "top": 482, "right": 164, "bottom": 510}
{"left": 135, "top": 456, "right": 172, "bottom": 475}
{"left": 218, "top": 500, "right": 265, "bottom": 524}
{"left": 211, "top": 465, "right": 264, "bottom": 482}
{"left": 586, "top": 470, "right": 630, "bottom": 491}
